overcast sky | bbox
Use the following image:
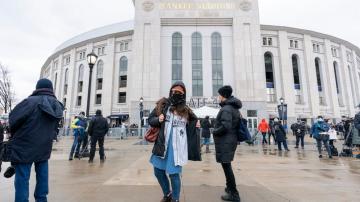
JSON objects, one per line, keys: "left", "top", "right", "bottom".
{"left": 1, "top": 0, "right": 359, "bottom": 104}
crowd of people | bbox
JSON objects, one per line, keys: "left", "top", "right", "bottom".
{"left": 1, "top": 78, "right": 360, "bottom": 202}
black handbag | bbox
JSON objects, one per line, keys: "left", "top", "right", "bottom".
{"left": 0, "top": 141, "right": 12, "bottom": 162}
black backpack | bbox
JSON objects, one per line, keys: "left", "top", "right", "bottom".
{"left": 238, "top": 118, "right": 251, "bottom": 142}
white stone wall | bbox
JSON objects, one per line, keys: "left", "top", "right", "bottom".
{"left": 40, "top": 0, "right": 360, "bottom": 126}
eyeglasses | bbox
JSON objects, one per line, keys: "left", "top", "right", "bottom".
{"left": 171, "top": 90, "right": 184, "bottom": 95}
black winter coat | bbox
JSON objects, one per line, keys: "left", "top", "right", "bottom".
{"left": 201, "top": 119, "right": 211, "bottom": 138}
{"left": 88, "top": 115, "right": 109, "bottom": 137}
{"left": 354, "top": 112, "right": 360, "bottom": 131}
{"left": 213, "top": 96, "right": 242, "bottom": 163}
{"left": 148, "top": 98, "right": 201, "bottom": 161}
{"left": 9, "top": 89, "right": 64, "bottom": 163}
{"left": 273, "top": 122, "right": 287, "bottom": 142}
{"left": 0, "top": 122, "right": 4, "bottom": 144}
{"left": 292, "top": 122, "right": 306, "bottom": 137}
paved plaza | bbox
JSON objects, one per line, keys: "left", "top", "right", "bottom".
{"left": 1, "top": 136, "right": 360, "bottom": 202}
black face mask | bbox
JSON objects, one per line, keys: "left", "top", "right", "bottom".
{"left": 170, "top": 93, "right": 186, "bottom": 106}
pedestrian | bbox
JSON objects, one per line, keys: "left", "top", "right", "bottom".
{"left": 88, "top": 110, "right": 109, "bottom": 163}
{"left": 149, "top": 81, "right": 201, "bottom": 202}
{"left": 68, "top": 112, "right": 87, "bottom": 160}
{"left": 0, "top": 121, "right": 4, "bottom": 172}
{"left": 311, "top": 116, "right": 332, "bottom": 159}
{"left": 258, "top": 119, "right": 269, "bottom": 145}
{"left": 9, "top": 78, "right": 64, "bottom": 202}
{"left": 273, "top": 118, "right": 290, "bottom": 151}
{"left": 201, "top": 116, "right": 212, "bottom": 153}
{"left": 213, "top": 85, "right": 241, "bottom": 202}
{"left": 268, "top": 119, "right": 277, "bottom": 145}
{"left": 292, "top": 119, "right": 306, "bottom": 149}
{"left": 328, "top": 124, "right": 337, "bottom": 147}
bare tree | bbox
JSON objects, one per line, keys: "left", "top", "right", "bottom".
{"left": 0, "top": 63, "right": 15, "bottom": 113}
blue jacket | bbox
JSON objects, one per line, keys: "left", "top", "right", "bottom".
{"left": 311, "top": 121, "right": 329, "bottom": 139}
{"left": 9, "top": 89, "right": 64, "bottom": 163}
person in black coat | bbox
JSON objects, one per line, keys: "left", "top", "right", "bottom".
{"left": 273, "top": 118, "right": 290, "bottom": 151}
{"left": 88, "top": 110, "right": 109, "bottom": 163}
{"left": 0, "top": 121, "right": 4, "bottom": 172}
{"left": 292, "top": 119, "right": 307, "bottom": 149}
{"left": 213, "top": 85, "right": 241, "bottom": 202}
{"left": 201, "top": 116, "right": 212, "bottom": 153}
{"left": 9, "top": 78, "right": 64, "bottom": 202}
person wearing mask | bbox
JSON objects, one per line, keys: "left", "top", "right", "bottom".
{"left": 149, "top": 81, "right": 201, "bottom": 202}
{"left": 213, "top": 85, "right": 242, "bottom": 202}
{"left": 311, "top": 116, "right": 332, "bottom": 159}
{"left": 201, "top": 116, "right": 212, "bottom": 153}
{"left": 273, "top": 118, "right": 290, "bottom": 151}
{"left": 88, "top": 110, "right": 109, "bottom": 163}
{"left": 258, "top": 119, "right": 269, "bottom": 145}
{"left": 292, "top": 119, "right": 307, "bottom": 149}
{"left": 9, "top": 78, "right": 63, "bottom": 202}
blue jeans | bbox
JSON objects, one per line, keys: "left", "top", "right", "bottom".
{"left": 154, "top": 167, "right": 181, "bottom": 200}
{"left": 15, "top": 161, "right": 49, "bottom": 202}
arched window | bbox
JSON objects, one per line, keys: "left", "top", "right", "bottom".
{"left": 64, "top": 68, "right": 69, "bottom": 95}
{"left": 264, "top": 52, "right": 274, "bottom": 88}
{"left": 78, "top": 65, "right": 84, "bottom": 93}
{"left": 96, "top": 60, "right": 104, "bottom": 90}
{"left": 315, "top": 58, "right": 322, "bottom": 92}
{"left": 292, "top": 55, "right": 301, "bottom": 90}
{"left": 348, "top": 65, "right": 356, "bottom": 104}
{"left": 78, "top": 65, "right": 84, "bottom": 81}
{"left": 211, "top": 32, "right": 223, "bottom": 96}
{"left": 54, "top": 73, "right": 58, "bottom": 92}
{"left": 172, "top": 32, "right": 182, "bottom": 83}
{"left": 333, "top": 62, "right": 340, "bottom": 94}
{"left": 192, "top": 32, "right": 203, "bottom": 96}
{"left": 119, "top": 56, "right": 128, "bottom": 88}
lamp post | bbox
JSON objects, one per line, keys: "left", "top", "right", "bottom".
{"left": 63, "top": 108, "right": 67, "bottom": 136}
{"left": 86, "top": 51, "right": 98, "bottom": 118}
{"left": 279, "top": 97, "right": 285, "bottom": 126}
{"left": 139, "top": 97, "right": 144, "bottom": 127}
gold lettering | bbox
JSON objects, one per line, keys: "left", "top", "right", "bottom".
{"left": 159, "top": 2, "right": 237, "bottom": 10}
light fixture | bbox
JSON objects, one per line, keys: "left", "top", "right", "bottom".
{"left": 87, "top": 51, "right": 98, "bottom": 66}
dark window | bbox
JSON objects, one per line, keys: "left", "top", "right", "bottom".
{"left": 292, "top": 55, "right": 301, "bottom": 89}
{"left": 64, "top": 84, "right": 68, "bottom": 95}
{"left": 333, "top": 62, "right": 340, "bottom": 94}
{"left": 192, "top": 32, "right": 203, "bottom": 96}
{"left": 264, "top": 52, "right": 275, "bottom": 88}
{"left": 118, "top": 92, "right": 126, "bottom": 103}
{"left": 212, "top": 32, "right": 223, "bottom": 96}
{"left": 96, "top": 94, "right": 102, "bottom": 105}
{"left": 97, "top": 78, "right": 103, "bottom": 90}
{"left": 54, "top": 73, "right": 57, "bottom": 91}
{"left": 315, "top": 58, "right": 322, "bottom": 92}
{"left": 77, "top": 96, "right": 82, "bottom": 106}
{"left": 78, "top": 81, "right": 83, "bottom": 93}
{"left": 119, "top": 75, "right": 127, "bottom": 88}
{"left": 119, "top": 56, "right": 128, "bottom": 88}
{"left": 172, "top": 32, "right": 182, "bottom": 83}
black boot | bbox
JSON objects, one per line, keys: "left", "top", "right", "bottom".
{"left": 160, "top": 192, "right": 172, "bottom": 202}
{"left": 221, "top": 192, "right": 240, "bottom": 202}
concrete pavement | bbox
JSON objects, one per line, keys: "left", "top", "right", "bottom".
{"left": 1, "top": 136, "right": 360, "bottom": 202}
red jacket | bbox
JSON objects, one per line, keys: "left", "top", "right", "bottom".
{"left": 258, "top": 119, "right": 269, "bottom": 133}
